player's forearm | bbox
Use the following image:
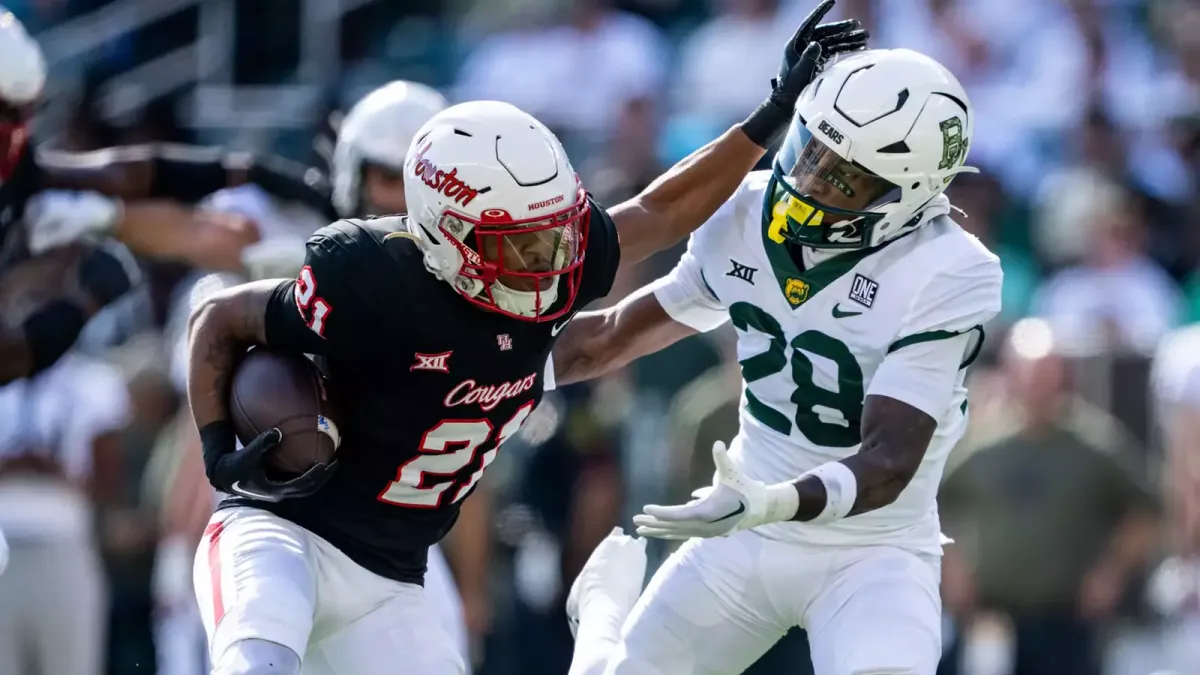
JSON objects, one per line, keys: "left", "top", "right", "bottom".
{"left": 39, "top": 145, "right": 330, "bottom": 210}
{"left": 553, "top": 286, "right": 696, "bottom": 386}
{"left": 788, "top": 395, "right": 936, "bottom": 521}
{"left": 185, "top": 281, "right": 275, "bottom": 427}
{"left": 609, "top": 128, "right": 764, "bottom": 265}
{"left": 115, "top": 201, "right": 261, "bottom": 272}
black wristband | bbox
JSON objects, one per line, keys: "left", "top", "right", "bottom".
{"left": 248, "top": 156, "right": 336, "bottom": 220}
{"left": 23, "top": 299, "right": 87, "bottom": 375}
{"left": 740, "top": 98, "right": 792, "bottom": 149}
{"left": 149, "top": 146, "right": 231, "bottom": 203}
{"left": 199, "top": 419, "right": 236, "bottom": 480}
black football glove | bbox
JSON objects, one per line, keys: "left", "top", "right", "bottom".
{"left": 741, "top": 0, "right": 870, "bottom": 148}
{"left": 199, "top": 421, "right": 336, "bottom": 502}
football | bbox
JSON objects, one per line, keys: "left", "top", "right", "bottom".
{"left": 230, "top": 348, "right": 340, "bottom": 480}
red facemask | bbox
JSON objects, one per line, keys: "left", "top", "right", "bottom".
{"left": 438, "top": 188, "right": 590, "bottom": 322}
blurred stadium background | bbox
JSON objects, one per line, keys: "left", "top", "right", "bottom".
{"left": 2, "top": 0, "right": 1200, "bottom": 674}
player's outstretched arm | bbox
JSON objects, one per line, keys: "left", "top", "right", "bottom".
{"left": 37, "top": 144, "right": 331, "bottom": 212}
{"left": 552, "top": 218, "right": 731, "bottom": 388}
{"left": 25, "top": 192, "right": 262, "bottom": 270}
{"left": 552, "top": 286, "right": 696, "bottom": 387}
{"left": 605, "top": 0, "right": 866, "bottom": 266}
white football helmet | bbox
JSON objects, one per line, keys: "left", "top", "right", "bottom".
{"left": 331, "top": 80, "right": 448, "bottom": 217}
{"left": 0, "top": 10, "right": 45, "bottom": 181}
{"left": 766, "top": 48, "right": 976, "bottom": 250}
{"left": 403, "top": 101, "right": 588, "bottom": 322}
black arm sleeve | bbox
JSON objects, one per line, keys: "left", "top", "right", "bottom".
{"left": 151, "top": 146, "right": 332, "bottom": 213}
{"left": 576, "top": 196, "right": 622, "bottom": 305}
{"left": 38, "top": 143, "right": 332, "bottom": 209}
{"left": 262, "top": 227, "right": 359, "bottom": 354}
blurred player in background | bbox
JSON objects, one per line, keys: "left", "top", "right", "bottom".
{"left": 0, "top": 349, "right": 132, "bottom": 675}
{"left": 152, "top": 80, "right": 485, "bottom": 675}
{"left": 0, "top": 8, "right": 330, "bottom": 385}
{"left": 549, "top": 46, "right": 996, "bottom": 675}
{"left": 184, "top": 4, "right": 867, "bottom": 673}
{"left": 1149, "top": 326, "right": 1200, "bottom": 671}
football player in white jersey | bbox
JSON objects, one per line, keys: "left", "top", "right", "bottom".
{"left": 548, "top": 48, "right": 1002, "bottom": 675}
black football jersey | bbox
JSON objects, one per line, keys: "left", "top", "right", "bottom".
{"left": 225, "top": 198, "right": 620, "bottom": 583}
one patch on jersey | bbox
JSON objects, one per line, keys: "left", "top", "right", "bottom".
{"left": 848, "top": 273, "right": 878, "bottom": 308}
{"left": 411, "top": 350, "right": 453, "bottom": 373}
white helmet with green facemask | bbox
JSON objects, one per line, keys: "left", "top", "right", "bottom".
{"left": 765, "top": 48, "right": 977, "bottom": 250}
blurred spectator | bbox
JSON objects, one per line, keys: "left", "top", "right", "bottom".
{"left": 939, "top": 319, "right": 1160, "bottom": 675}
{"left": 0, "top": 352, "right": 130, "bottom": 675}
{"left": 581, "top": 96, "right": 665, "bottom": 206}
{"left": 104, "top": 339, "right": 179, "bottom": 675}
{"left": 1032, "top": 183, "right": 1182, "bottom": 355}
{"left": 948, "top": 173, "right": 1039, "bottom": 326}
{"left": 1148, "top": 325, "right": 1200, "bottom": 671}
{"left": 454, "top": 0, "right": 668, "bottom": 141}
{"left": 674, "top": 0, "right": 792, "bottom": 128}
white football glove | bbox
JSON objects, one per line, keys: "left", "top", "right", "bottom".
{"left": 566, "top": 527, "right": 647, "bottom": 639}
{"left": 633, "top": 441, "right": 798, "bottom": 540}
{"left": 25, "top": 190, "right": 123, "bottom": 254}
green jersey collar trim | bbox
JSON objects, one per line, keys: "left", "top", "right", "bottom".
{"left": 760, "top": 184, "right": 896, "bottom": 310}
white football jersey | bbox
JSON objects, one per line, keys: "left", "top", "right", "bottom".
{"left": 654, "top": 171, "right": 1002, "bottom": 553}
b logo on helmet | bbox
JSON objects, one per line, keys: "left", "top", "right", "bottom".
{"left": 412, "top": 142, "right": 481, "bottom": 207}
{"left": 937, "top": 117, "right": 967, "bottom": 173}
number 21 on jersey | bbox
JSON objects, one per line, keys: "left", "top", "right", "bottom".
{"left": 294, "top": 265, "right": 333, "bottom": 336}
{"left": 378, "top": 402, "right": 535, "bottom": 508}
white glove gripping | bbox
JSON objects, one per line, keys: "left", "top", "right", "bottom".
{"left": 25, "top": 190, "right": 123, "bottom": 255}
{"left": 633, "top": 441, "right": 799, "bottom": 540}
{"left": 565, "top": 527, "right": 648, "bottom": 639}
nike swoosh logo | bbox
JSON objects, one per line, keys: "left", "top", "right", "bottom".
{"left": 229, "top": 481, "right": 275, "bottom": 501}
{"left": 831, "top": 304, "right": 863, "bottom": 319}
{"left": 550, "top": 316, "right": 574, "bottom": 336}
{"left": 708, "top": 502, "right": 746, "bottom": 523}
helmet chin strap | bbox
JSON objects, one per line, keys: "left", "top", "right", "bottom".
{"left": 489, "top": 279, "right": 560, "bottom": 318}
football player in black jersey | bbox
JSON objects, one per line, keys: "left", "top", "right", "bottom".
{"left": 0, "top": 8, "right": 329, "bottom": 385}
{"left": 166, "top": 81, "right": 486, "bottom": 673}
{"left": 186, "top": 4, "right": 866, "bottom": 674}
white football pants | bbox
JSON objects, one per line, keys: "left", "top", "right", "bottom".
{"left": 194, "top": 506, "right": 465, "bottom": 675}
{"left": 605, "top": 529, "right": 942, "bottom": 675}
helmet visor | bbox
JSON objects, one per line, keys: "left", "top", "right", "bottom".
{"left": 437, "top": 190, "right": 589, "bottom": 321}
{"left": 770, "top": 120, "right": 899, "bottom": 248}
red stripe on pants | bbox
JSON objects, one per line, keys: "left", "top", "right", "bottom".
{"left": 204, "top": 521, "right": 227, "bottom": 625}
